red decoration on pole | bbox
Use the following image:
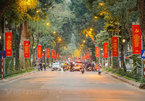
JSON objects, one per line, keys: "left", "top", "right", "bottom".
{"left": 38, "top": 45, "right": 42, "bottom": 58}
{"left": 46, "top": 48, "right": 50, "bottom": 58}
{"left": 112, "top": 37, "right": 118, "bottom": 57}
{"left": 132, "top": 25, "right": 141, "bottom": 54}
{"left": 24, "top": 41, "right": 29, "bottom": 58}
{"left": 95, "top": 46, "right": 99, "bottom": 58}
{"left": 51, "top": 50, "right": 54, "bottom": 58}
{"left": 5, "top": 32, "right": 12, "bottom": 56}
{"left": 104, "top": 42, "right": 108, "bottom": 58}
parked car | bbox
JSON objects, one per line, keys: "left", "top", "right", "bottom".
{"left": 51, "top": 62, "right": 61, "bottom": 71}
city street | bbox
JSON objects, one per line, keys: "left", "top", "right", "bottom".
{"left": 0, "top": 70, "right": 145, "bottom": 101}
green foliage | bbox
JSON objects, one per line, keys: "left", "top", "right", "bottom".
{"left": 105, "top": 68, "right": 145, "bottom": 83}
{"left": 95, "top": 30, "right": 108, "bottom": 48}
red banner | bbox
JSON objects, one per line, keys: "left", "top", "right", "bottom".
{"left": 132, "top": 25, "right": 141, "bottom": 54}
{"left": 24, "top": 41, "right": 29, "bottom": 58}
{"left": 38, "top": 45, "right": 42, "bottom": 58}
{"left": 112, "top": 37, "right": 118, "bottom": 57}
{"left": 5, "top": 32, "right": 12, "bottom": 56}
{"left": 46, "top": 48, "right": 50, "bottom": 58}
{"left": 51, "top": 50, "right": 54, "bottom": 58}
{"left": 54, "top": 51, "right": 56, "bottom": 59}
{"left": 57, "top": 53, "right": 60, "bottom": 59}
{"left": 95, "top": 46, "right": 99, "bottom": 58}
{"left": 104, "top": 42, "right": 108, "bottom": 58}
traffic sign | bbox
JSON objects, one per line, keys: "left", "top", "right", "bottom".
{"left": 141, "top": 50, "right": 145, "bottom": 58}
{"left": 0, "top": 51, "right": 6, "bottom": 58}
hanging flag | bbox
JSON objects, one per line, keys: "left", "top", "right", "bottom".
{"left": 46, "top": 48, "right": 50, "bottom": 58}
{"left": 132, "top": 25, "right": 141, "bottom": 54}
{"left": 104, "top": 42, "right": 108, "bottom": 58}
{"left": 95, "top": 46, "right": 99, "bottom": 58}
{"left": 5, "top": 32, "right": 12, "bottom": 56}
{"left": 38, "top": 45, "right": 42, "bottom": 58}
{"left": 112, "top": 37, "right": 118, "bottom": 57}
{"left": 24, "top": 41, "right": 29, "bottom": 58}
{"left": 51, "top": 50, "right": 54, "bottom": 58}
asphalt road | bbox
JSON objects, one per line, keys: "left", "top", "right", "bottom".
{"left": 0, "top": 70, "right": 145, "bottom": 101}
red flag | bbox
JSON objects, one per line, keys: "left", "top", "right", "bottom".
{"left": 132, "top": 25, "right": 141, "bottom": 54}
{"left": 46, "top": 48, "right": 50, "bottom": 58}
{"left": 51, "top": 50, "right": 54, "bottom": 58}
{"left": 24, "top": 41, "right": 29, "bottom": 58}
{"left": 95, "top": 46, "right": 99, "bottom": 58}
{"left": 5, "top": 32, "right": 12, "bottom": 56}
{"left": 104, "top": 42, "right": 108, "bottom": 58}
{"left": 38, "top": 45, "right": 42, "bottom": 58}
{"left": 112, "top": 37, "right": 118, "bottom": 57}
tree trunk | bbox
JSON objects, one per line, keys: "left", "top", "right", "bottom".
{"left": 120, "top": 44, "right": 126, "bottom": 72}
{"left": 19, "top": 21, "right": 29, "bottom": 68}
{"left": 138, "top": 0, "right": 145, "bottom": 40}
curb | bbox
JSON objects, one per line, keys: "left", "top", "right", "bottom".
{"left": 105, "top": 71, "right": 145, "bottom": 89}
{"left": 0, "top": 70, "right": 37, "bottom": 83}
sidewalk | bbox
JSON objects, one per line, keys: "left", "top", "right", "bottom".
{"left": 0, "top": 70, "right": 37, "bottom": 83}
{"left": 105, "top": 71, "right": 145, "bottom": 89}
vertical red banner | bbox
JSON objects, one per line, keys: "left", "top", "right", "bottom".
{"left": 95, "top": 46, "right": 99, "bottom": 58}
{"left": 38, "top": 45, "right": 42, "bottom": 58}
{"left": 5, "top": 32, "right": 12, "bottom": 56}
{"left": 51, "top": 50, "right": 54, "bottom": 58}
{"left": 24, "top": 41, "right": 29, "bottom": 58}
{"left": 54, "top": 51, "right": 56, "bottom": 59}
{"left": 132, "top": 25, "right": 141, "bottom": 54}
{"left": 104, "top": 42, "right": 108, "bottom": 58}
{"left": 46, "top": 48, "right": 50, "bottom": 58}
{"left": 112, "top": 37, "right": 118, "bottom": 57}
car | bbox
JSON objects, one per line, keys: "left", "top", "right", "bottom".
{"left": 72, "top": 61, "right": 83, "bottom": 71}
{"left": 51, "top": 62, "right": 61, "bottom": 71}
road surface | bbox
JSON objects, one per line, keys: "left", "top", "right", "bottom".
{"left": 0, "top": 70, "right": 145, "bottom": 101}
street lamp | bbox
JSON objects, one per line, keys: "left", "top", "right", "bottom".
{"left": 58, "top": 37, "right": 62, "bottom": 42}
{"left": 99, "top": 3, "right": 104, "bottom": 6}
{"left": 36, "top": 10, "right": 40, "bottom": 14}
{"left": 46, "top": 22, "right": 50, "bottom": 26}
{"left": 94, "top": 16, "right": 98, "bottom": 19}
{"left": 53, "top": 31, "right": 56, "bottom": 35}
{"left": 122, "top": 38, "right": 126, "bottom": 43}
{"left": 83, "top": 40, "right": 86, "bottom": 43}
{"left": 90, "top": 28, "right": 93, "bottom": 31}
{"left": 0, "top": 35, "right": 1, "bottom": 40}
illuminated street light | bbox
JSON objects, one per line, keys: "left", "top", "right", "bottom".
{"left": 122, "top": 38, "right": 126, "bottom": 43}
{"left": 83, "top": 40, "right": 86, "bottom": 43}
{"left": 99, "top": 3, "right": 104, "bottom": 6}
{"left": 101, "top": 48, "right": 103, "bottom": 51}
{"left": 46, "top": 22, "right": 50, "bottom": 26}
{"left": 0, "top": 35, "right": 1, "bottom": 40}
{"left": 94, "top": 16, "right": 98, "bottom": 19}
{"left": 90, "top": 28, "right": 93, "bottom": 31}
{"left": 36, "top": 10, "right": 40, "bottom": 13}
{"left": 53, "top": 31, "right": 56, "bottom": 34}
{"left": 58, "top": 37, "right": 62, "bottom": 42}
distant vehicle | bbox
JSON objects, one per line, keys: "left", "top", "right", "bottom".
{"left": 72, "top": 60, "right": 83, "bottom": 71}
{"left": 51, "top": 62, "right": 61, "bottom": 71}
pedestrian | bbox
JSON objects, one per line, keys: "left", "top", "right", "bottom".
{"left": 43, "top": 63, "right": 46, "bottom": 71}
{"left": 39, "top": 60, "right": 43, "bottom": 71}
